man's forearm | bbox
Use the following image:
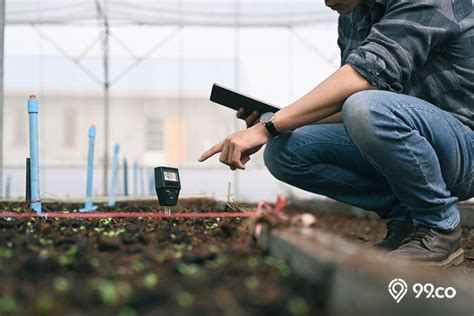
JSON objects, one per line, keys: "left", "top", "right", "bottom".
{"left": 315, "top": 111, "right": 342, "bottom": 124}
{"left": 273, "top": 64, "right": 375, "bottom": 132}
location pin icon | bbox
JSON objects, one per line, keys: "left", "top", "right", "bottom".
{"left": 388, "top": 278, "right": 408, "bottom": 303}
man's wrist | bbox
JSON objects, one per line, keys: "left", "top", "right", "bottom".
{"left": 260, "top": 112, "right": 281, "bottom": 138}
{"left": 256, "top": 122, "right": 271, "bottom": 142}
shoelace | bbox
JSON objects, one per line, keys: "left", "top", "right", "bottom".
{"left": 402, "top": 226, "right": 435, "bottom": 246}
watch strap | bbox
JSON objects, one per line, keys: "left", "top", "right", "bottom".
{"left": 264, "top": 120, "right": 280, "bottom": 138}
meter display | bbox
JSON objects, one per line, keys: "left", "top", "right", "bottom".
{"left": 155, "top": 167, "right": 181, "bottom": 213}
{"left": 163, "top": 171, "right": 178, "bottom": 182}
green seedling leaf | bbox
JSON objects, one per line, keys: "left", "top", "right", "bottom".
{"left": 245, "top": 276, "right": 260, "bottom": 290}
{"left": 142, "top": 273, "right": 159, "bottom": 289}
{"left": 287, "top": 297, "right": 310, "bottom": 315}
{"left": 39, "top": 238, "right": 53, "bottom": 247}
{"left": 205, "top": 255, "right": 228, "bottom": 269}
{"left": 0, "top": 296, "right": 17, "bottom": 313}
{"left": 36, "top": 294, "right": 54, "bottom": 314}
{"left": 53, "top": 277, "right": 71, "bottom": 294}
{"left": 176, "top": 263, "right": 200, "bottom": 278}
{"left": 96, "top": 280, "right": 119, "bottom": 306}
{"left": 117, "top": 306, "right": 138, "bottom": 316}
{"left": 132, "top": 261, "right": 146, "bottom": 273}
{"left": 67, "top": 246, "right": 79, "bottom": 257}
{"left": 116, "top": 281, "right": 133, "bottom": 300}
{"left": 176, "top": 291, "right": 194, "bottom": 309}
{"left": 155, "top": 255, "right": 165, "bottom": 263}
{"left": 58, "top": 255, "right": 71, "bottom": 268}
{"left": 0, "top": 248, "right": 13, "bottom": 259}
{"left": 91, "top": 258, "right": 101, "bottom": 268}
{"left": 247, "top": 257, "right": 260, "bottom": 268}
{"left": 208, "top": 245, "right": 219, "bottom": 253}
{"left": 99, "top": 218, "right": 113, "bottom": 225}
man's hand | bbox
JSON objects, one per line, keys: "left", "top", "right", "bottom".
{"left": 236, "top": 107, "right": 261, "bottom": 128}
{"left": 198, "top": 123, "right": 270, "bottom": 170}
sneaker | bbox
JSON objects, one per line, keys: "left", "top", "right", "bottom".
{"left": 373, "top": 219, "right": 414, "bottom": 251}
{"left": 388, "top": 224, "right": 464, "bottom": 268}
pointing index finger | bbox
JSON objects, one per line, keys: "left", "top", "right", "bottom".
{"left": 198, "top": 142, "right": 224, "bottom": 162}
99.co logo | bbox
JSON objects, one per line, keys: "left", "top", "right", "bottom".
{"left": 412, "top": 282, "right": 456, "bottom": 299}
{"left": 388, "top": 278, "right": 456, "bottom": 303}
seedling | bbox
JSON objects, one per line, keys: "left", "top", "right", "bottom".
{"left": 154, "top": 167, "right": 181, "bottom": 215}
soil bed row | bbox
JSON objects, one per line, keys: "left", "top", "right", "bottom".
{"left": 0, "top": 199, "right": 322, "bottom": 316}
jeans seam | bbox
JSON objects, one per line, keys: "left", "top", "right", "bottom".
{"left": 288, "top": 142, "right": 356, "bottom": 154}
{"left": 390, "top": 109, "right": 438, "bottom": 203}
{"left": 390, "top": 104, "right": 467, "bottom": 135}
{"left": 284, "top": 144, "right": 364, "bottom": 190}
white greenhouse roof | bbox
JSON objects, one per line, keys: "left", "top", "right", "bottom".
{"left": 6, "top": 0, "right": 338, "bottom": 27}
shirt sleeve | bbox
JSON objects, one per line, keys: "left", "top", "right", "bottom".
{"left": 337, "top": 16, "right": 346, "bottom": 67}
{"left": 346, "top": 0, "right": 459, "bottom": 92}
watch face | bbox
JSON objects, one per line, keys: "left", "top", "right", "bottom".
{"left": 260, "top": 112, "right": 274, "bottom": 124}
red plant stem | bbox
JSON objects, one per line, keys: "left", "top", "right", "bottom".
{"left": 0, "top": 211, "right": 261, "bottom": 219}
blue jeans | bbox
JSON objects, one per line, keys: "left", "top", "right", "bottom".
{"left": 264, "top": 91, "right": 473, "bottom": 230}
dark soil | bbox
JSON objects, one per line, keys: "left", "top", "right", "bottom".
{"left": 0, "top": 199, "right": 323, "bottom": 316}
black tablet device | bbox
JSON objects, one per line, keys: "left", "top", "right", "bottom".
{"left": 210, "top": 83, "right": 280, "bottom": 115}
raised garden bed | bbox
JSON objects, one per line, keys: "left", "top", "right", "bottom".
{"left": 297, "top": 209, "right": 474, "bottom": 274}
{"left": 0, "top": 199, "right": 322, "bottom": 316}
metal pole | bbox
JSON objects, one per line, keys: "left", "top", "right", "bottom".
{"left": 0, "top": 0, "right": 5, "bottom": 200}
{"left": 133, "top": 161, "right": 138, "bottom": 196}
{"left": 5, "top": 175, "right": 10, "bottom": 199}
{"left": 95, "top": 0, "right": 110, "bottom": 196}
{"left": 102, "top": 19, "right": 110, "bottom": 196}
{"left": 233, "top": 0, "right": 241, "bottom": 201}
{"left": 123, "top": 158, "right": 128, "bottom": 196}
{"left": 139, "top": 166, "right": 145, "bottom": 196}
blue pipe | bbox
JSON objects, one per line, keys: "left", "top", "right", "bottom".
{"left": 80, "top": 125, "right": 98, "bottom": 212}
{"left": 107, "top": 144, "right": 120, "bottom": 207}
{"left": 28, "top": 95, "right": 41, "bottom": 215}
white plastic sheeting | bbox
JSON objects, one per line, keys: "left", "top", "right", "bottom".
{"left": 7, "top": 0, "right": 336, "bottom": 27}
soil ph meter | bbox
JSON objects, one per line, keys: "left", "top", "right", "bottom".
{"left": 155, "top": 167, "right": 181, "bottom": 215}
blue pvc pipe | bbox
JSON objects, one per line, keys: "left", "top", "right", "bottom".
{"left": 28, "top": 95, "right": 41, "bottom": 215}
{"left": 80, "top": 125, "right": 98, "bottom": 212}
{"left": 107, "top": 144, "right": 120, "bottom": 207}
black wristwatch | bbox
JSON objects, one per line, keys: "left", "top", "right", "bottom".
{"left": 260, "top": 112, "right": 280, "bottom": 138}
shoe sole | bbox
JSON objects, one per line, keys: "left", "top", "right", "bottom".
{"left": 411, "top": 248, "right": 464, "bottom": 269}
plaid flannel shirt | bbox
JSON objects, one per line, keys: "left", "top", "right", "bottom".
{"left": 338, "top": 0, "right": 474, "bottom": 129}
